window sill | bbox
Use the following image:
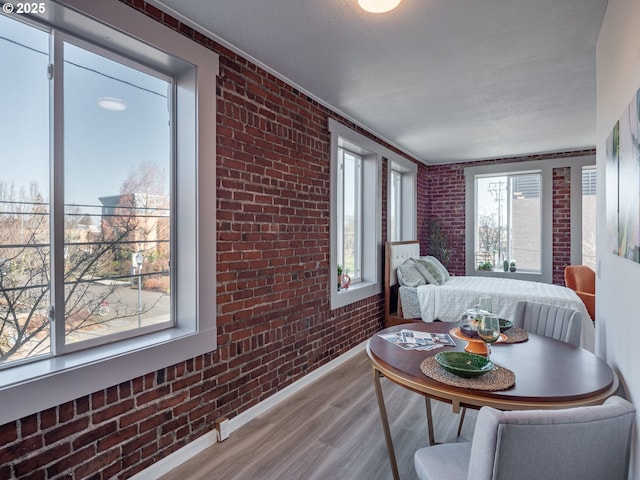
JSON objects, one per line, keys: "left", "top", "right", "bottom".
{"left": 331, "top": 280, "right": 381, "bottom": 310}
{"left": 0, "top": 325, "right": 216, "bottom": 425}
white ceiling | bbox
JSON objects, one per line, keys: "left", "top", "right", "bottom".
{"left": 150, "top": 0, "right": 608, "bottom": 164}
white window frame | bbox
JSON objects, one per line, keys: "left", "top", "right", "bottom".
{"left": 50, "top": 30, "right": 175, "bottom": 355}
{"left": 466, "top": 160, "right": 553, "bottom": 283}
{"left": 465, "top": 154, "right": 595, "bottom": 284}
{"left": 0, "top": 0, "right": 218, "bottom": 425}
{"left": 329, "top": 119, "right": 383, "bottom": 309}
{"left": 570, "top": 156, "right": 597, "bottom": 265}
{"left": 388, "top": 158, "right": 417, "bottom": 242}
{"left": 337, "top": 147, "right": 363, "bottom": 283}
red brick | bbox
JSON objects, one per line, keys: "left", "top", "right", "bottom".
{"left": 14, "top": 442, "right": 70, "bottom": 477}
{"left": 0, "top": 422, "right": 18, "bottom": 446}
{"left": 44, "top": 418, "right": 90, "bottom": 444}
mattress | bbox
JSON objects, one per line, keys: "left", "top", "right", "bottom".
{"left": 407, "top": 276, "right": 595, "bottom": 352}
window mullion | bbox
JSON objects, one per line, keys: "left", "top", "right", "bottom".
{"left": 50, "top": 30, "right": 65, "bottom": 355}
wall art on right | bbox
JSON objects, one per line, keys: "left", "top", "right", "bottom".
{"left": 606, "top": 87, "right": 640, "bottom": 263}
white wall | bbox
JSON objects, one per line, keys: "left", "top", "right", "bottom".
{"left": 596, "top": 0, "right": 640, "bottom": 477}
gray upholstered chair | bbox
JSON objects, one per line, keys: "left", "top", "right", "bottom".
{"left": 416, "top": 396, "right": 635, "bottom": 480}
{"left": 513, "top": 300, "right": 582, "bottom": 347}
{"left": 457, "top": 300, "right": 583, "bottom": 436}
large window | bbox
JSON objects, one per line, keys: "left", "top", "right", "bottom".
{"left": 389, "top": 169, "right": 402, "bottom": 242}
{"left": 1, "top": 17, "right": 174, "bottom": 366}
{"left": 329, "top": 120, "right": 382, "bottom": 309}
{"left": 475, "top": 172, "right": 542, "bottom": 273}
{"left": 337, "top": 148, "right": 362, "bottom": 283}
{"left": 466, "top": 160, "right": 553, "bottom": 282}
{"left": 388, "top": 157, "right": 417, "bottom": 242}
{"left": 466, "top": 156, "right": 595, "bottom": 283}
{"left": 0, "top": 0, "right": 217, "bottom": 425}
{"left": 329, "top": 120, "right": 416, "bottom": 309}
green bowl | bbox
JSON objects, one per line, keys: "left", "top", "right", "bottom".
{"left": 435, "top": 351, "right": 494, "bottom": 378}
{"left": 499, "top": 318, "right": 514, "bottom": 332}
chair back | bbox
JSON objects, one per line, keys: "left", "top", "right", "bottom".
{"left": 513, "top": 300, "right": 581, "bottom": 347}
{"left": 564, "top": 265, "right": 595, "bottom": 294}
{"left": 468, "top": 396, "right": 635, "bottom": 480}
{"left": 564, "top": 265, "right": 596, "bottom": 320}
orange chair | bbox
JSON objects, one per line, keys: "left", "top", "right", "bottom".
{"left": 564, "top": 265, "right": 595, "bottom": 321}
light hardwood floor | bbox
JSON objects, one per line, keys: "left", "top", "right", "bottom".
{"left": 160, "top": 352, "right": 478, "bottom": 480}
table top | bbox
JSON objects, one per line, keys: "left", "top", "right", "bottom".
{"left": 366, "top": 322, "right": 617, "bottom": 412}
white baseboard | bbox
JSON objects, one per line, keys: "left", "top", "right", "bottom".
{"left": 131, "top": 340, "right": 367, "bottom": 479}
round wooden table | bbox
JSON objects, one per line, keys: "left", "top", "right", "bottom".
{"left": 366, "top": 322, "right": 618, "bottom": 480}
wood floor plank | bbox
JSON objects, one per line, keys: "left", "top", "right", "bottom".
{"left": 160, "top": 352, "right": 477, "bottom": 480}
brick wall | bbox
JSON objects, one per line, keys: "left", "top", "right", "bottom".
{"left": 419, "top": 152, "right": 595, "bottom": 279}
{"left": 552, "top": 167, "right": 572, "bottom": 285}
{"left": 0, "top": 2, "right": 411, "bottom": 478}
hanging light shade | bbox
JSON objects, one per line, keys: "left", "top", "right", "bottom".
{"left": 97, "top": 96, "right": 128, "bottom": 111}
{"left": 358, "top": 0, "right": 401, "bottom": 13}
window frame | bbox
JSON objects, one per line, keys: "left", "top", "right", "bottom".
{"left": 474, "top": 171, "right": 543, "bottom": 274}
{"left": 466, "top": 160, "right": 553, "bottom": 283}
{"left": 0, "top": 0, "right": 218, "bottom": 426}
{"left": 337, "top": 147, "right": 363, "bottom": 283}
{"left": 571, "top": 158, "right": 597, "bottom": 266}
{"left": 50, "top": 29, "right": 176, "bottom": 355}
{"left": 465, "top": 154, "right": 596, "bottom": 283}
{"left": 388, "top": 158, "right": 417, "bottom": 242}
{"left": 329, "top": 119, "right": 383, "bottom": 310}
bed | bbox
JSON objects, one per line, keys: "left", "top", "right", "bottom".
{"left": 384, "top": 241, "right": 595, "bottom": 352}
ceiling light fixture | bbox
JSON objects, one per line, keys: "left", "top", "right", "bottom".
{"left": 358, "top": 0, "right": 401, "bottom": 13}
{"left": 97, "top": 96, "right": 128, "bottom": 111}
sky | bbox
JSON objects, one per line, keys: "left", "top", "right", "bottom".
{"left": 0, "top": 13, "right": 170, "bottom": 221}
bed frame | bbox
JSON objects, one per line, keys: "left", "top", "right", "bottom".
{"left": 384, "top": 240, "right": 422, "bottom": 328}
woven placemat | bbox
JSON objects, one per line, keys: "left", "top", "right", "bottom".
{"left": 501, "top": 327, "right": 529, "bottom": 344}
{"left": 420, "top": 357, "right": 516, "bottom": 391}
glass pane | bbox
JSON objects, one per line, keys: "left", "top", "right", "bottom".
{"left": 582, "top": 166, "right": 596, "bottom": 269}
{"left": 342, "top": 151, "right": 360, "bottom": 280}
{"left": 476, "top": 173, "right": 541, "bottom": 272}
{"left": 390, "top": 170, "right": 401, "bottom": 241}
{"left": 510, "top": 174, "right": 541, "bottom": 271}
{"left": 0, "top": 16, "right": 51, "bottom": 366}
{"left": 476, "top": 176, "right": 507, "bottom": 270}
{"left": 63, "top": 42, "right": 171, "bottom": 344}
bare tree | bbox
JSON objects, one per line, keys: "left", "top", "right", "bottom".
{"left": 0, "top": 163, "right": 169, "bottom": 364}
{"left": 477, "top": 213, "right": 506, "bottom": 267}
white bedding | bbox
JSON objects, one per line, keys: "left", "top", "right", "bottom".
{"left": 415, "top": 276, "right": 595, "bottom": 352}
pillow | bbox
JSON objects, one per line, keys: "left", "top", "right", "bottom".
{"left": 412, "top": 257, "right": 444, "bottom": 286}
{"left": 397, "top": 260, "right": 427, "bottom": 287}
{"left": 425, "top": 256, "right": 450, "bottom": 283}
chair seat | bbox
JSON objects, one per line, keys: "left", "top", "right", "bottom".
{"left": 414, "top": 442, "right": 471, "bottom": 480}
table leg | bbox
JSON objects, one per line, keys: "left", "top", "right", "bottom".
{"left": 424, "top": 397, "right": 437, "bottom": 445}
{"left": 372, "top": 368, "right": 400, "bottom": 480}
